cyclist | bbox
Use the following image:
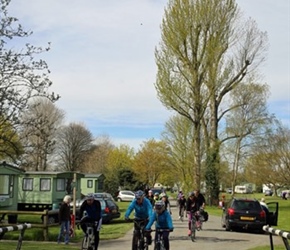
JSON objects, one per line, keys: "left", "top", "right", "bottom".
{"left": 153, "top": 192, "right": 160, "bottom": 203}
{"left": 178, "top": 194, "right": 186, "bottom": 220}
{"left": 160, "top": 193, "right": 172, "bottom": 215}
{"left": 194, "top": 189, "right": 206, "bottom": 221}
{"left": 194, "top": 189, "right": 205, "bottom": 210}
{"left": 146, "top": 190, "right": 155, "bottom": 206}
{"left": 145, "top": 200, "right": 174, "bottom": 250}
{"left": 125, "top": 190, "right": 153, "bottom": 248}
{"left": 186, "top": 192, "right": 199, "bottom": 236}
{"left": 79, "top": 194, "right": 102, "bottom": 250}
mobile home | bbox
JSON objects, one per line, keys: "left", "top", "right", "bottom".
{"left": 18, "top": 171, "right": 84, "bottom": 211}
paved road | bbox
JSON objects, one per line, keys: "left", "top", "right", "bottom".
{"left": 99, "top": 206, "right": 280, "bottom": 250}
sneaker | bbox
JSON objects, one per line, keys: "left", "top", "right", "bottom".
{"left": 178, "top": 216, "right": 181, "bottom": 219}
{"left": 188, "top": 230, "right": 191, "bottom": 236}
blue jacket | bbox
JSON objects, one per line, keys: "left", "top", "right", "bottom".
{"left": 125, "top": 197, "right": 153, "bottom": 219}
{"left": 145, "top": 210, "right": 174, "bottom": 230}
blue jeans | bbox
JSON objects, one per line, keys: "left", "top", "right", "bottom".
{"left": 57, "top": 220, "right": 70, "bottom": 244}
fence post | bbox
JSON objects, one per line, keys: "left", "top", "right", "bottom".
{"left": 43, "top": 210, "right": 48, "bottom": 241}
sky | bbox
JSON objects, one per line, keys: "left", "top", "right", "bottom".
{"left": 7, "top": 0, "right": 290, "bottom": 150}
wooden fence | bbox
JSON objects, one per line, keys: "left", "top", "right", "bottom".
{"left": 263, "top": 225, "right": 290, "bottom": 250}
{"left": 0, "top": 210, "right": 58, "bottom": 241}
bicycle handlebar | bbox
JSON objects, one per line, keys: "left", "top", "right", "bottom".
{"left": 145, "top": 228, "right": 173, "bottom": 232}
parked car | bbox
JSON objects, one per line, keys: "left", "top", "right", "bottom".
{"left": 117, "top": 190, "right": 135, "bottom": 202}
{"left": 264, "top": 190, "right": 273, "bottom": 196}
{"left": 149, "top": 188, "right": 164, "bottom": 196}
{"left": 221, "top": 197, "right": 278, "bottom": 232}
{"left": 226, "top": 188, "right": 233, "bottom": 194}
{"left": 74, "top": 195, "right": 121, "bottom": 224}
{"left": 45, "top": 193, "right": 120, "bottom": 224}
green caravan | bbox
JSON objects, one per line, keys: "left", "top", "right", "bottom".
{"left": 0, "top": 162, "right": 25, "bottom": 211}
{"left": 18, "top": 171, "right": 84, "bottom": 211}
{"left": 80, "top": 173, "right": 105, "bottom": 196}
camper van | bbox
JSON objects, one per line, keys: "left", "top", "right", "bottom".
{"left": 234, "top": 185, "right": 250, "bottom": 194}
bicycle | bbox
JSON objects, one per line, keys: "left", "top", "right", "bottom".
{"left": 190, "top": 210, "right": 203, "bottom": 242}
{"left": 127, "top": 218, "right": 150, "bottom": 250}
{"left": 149, "top": 228, "right": 172, "bottom": 250}
{"left": 78, "top": 221, "right": 98, "bottom": 250}
{"left": 179, "top": 206, "right": 185, "bottom": 222}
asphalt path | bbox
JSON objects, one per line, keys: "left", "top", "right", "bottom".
{"left": 99, "top": 206, "right": 280, "bottom": 250}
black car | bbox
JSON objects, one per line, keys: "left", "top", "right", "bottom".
{"left": 44, "top": 195, "right": 120, "bottom": 224}
{"left": 221, "top": 198, "right": 278, "bottom": 232}
{"left": 75, "top": 197, "right": 121, "bottom": 224}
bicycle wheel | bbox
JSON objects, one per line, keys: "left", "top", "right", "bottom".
{"left": 132, "top": 234, "right": 138, "bottom": 250}
{"left": 154, "top": 242, "right": 161, "bottom": 250}
{"left": 191, "top": 218, "right": 196, "bottom": 242}
{"left": 138, "top": 238, "right": 144, "bottom": 250}
{"left": 81, "top": 236, "right": 89, "bottom": 250}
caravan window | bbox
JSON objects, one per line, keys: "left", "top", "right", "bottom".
{"left": 0, "top": 175, "right": 9, "bottom": 195}
{"left": 40, "top": 178, "right": 51, "bottom": 191}
{"left": 23, "top": 178, "right": 33, "bottom": 191}
{"left": 87, "top": 180, "right": 93, "bottom": 188}
{"left": 56, "top": 178, "right": 65, "bottom": 191}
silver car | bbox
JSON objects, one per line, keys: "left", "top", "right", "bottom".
{"left": 117, "top": 190, "right": 135, "bottom": 202}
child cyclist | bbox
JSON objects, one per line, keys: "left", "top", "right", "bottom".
{"left": 145, "top": 200, "right": 174, "bottom": 250}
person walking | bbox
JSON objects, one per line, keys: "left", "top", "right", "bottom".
{"left": 57, "top": 195, "right": 72, "bottom": 244}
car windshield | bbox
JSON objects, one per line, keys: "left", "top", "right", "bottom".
{"left": 233, "top": 200, "right": 260, "bottom": 210}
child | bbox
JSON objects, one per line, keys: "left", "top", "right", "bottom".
{"left": 145, "top": 200, "right": 174, "bottom": 250}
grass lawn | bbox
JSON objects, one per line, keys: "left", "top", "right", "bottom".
{"left": 0, "top": 195, "right": 289, "bottom": 250}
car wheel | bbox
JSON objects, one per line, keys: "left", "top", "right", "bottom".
{"left": 48, "top": 216, "right": 56, "bottom": 224}
{"left": 225, "top": 221, "right": 231, "bottom": 231}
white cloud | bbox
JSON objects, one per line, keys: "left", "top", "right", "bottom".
{"left": 7, "top": 0, "right": 290, "bottom": 148}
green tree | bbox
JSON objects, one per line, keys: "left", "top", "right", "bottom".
{"left": 103, "top": 144, "right": 135, "bottom": 194}
{"left": 133, "top": 139, "right": 171, "bottom": 188}
{"left": 0, "top": 0, "right": 59, "bottom": 161}
{"left": 223, "top": 83, "right": 271, "bottom": 195}
{"left": 162, "top": 115, "right": 196, "bottom": 193}
{"left": 155, "top": 0, "right": 268, "bottom": 203}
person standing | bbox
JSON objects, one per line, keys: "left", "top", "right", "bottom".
{"left": 79, "top": 194, "right": 102, "bottom": 250}
{"left": 57, "top": 195, "right": 72, "bottom": 244}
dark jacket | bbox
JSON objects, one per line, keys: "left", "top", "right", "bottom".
{"left": 80, "top": 199, "right": 102, "bottom": 221}
{"left": 186, "top": 197, "right": 198, "bottom": 213}
{"left": 58, "top": 202, "right": 71, "bottom": 222}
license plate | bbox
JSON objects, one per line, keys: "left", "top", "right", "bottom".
{"left": 240, "top": 216, "right": 255, "bottom": 221}
{"left": 112, "top": 209, "right": 117, "bottom": 213}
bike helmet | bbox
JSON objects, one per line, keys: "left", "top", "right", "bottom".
{"left": 189, "top": 192, "right": 195, "bottom": 197}
{"left": 160, "top": 192, "right": 167, "bottom": 198}
{"left": 85, "top": 194, "right": 95, "bottom": 200}
{"left": 155, "top": 200, "right": 165, "bottom": 214}
{"left": 154, "top": 192, "right": 159, "bottom": 196}
{"left": 135, "top": 190, "right": 144, "bottom": 199}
